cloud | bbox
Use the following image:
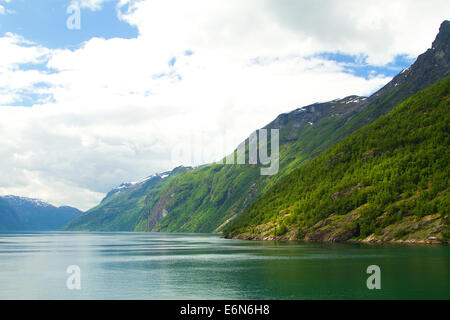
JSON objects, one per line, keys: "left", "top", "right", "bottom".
{"left": 0, "top": 33, "right": 51, "bottom": 104}
{"left": 70, "top": 0, "right": 113, "bottom": 11}
{"left": 0, "top": 0, "right": 449, "bottom": 210}
{"left": 0, "top": 0, "right": 12, "bottom": 15}
{"left": 262, "top": 0, "right": 450, "bottom": 65}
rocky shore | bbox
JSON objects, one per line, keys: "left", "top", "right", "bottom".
{"left": 226, "top": 211, "right": 447, "bottom": 245}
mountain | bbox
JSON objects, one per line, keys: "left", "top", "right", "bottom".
{"left": 62, "top": 166, "right": 192, "bottom": 231}
{"left": 223, "top": 76, "right": 450, "bottom": 244}
{"left": 0, "top": 197, "right": 21, "bottom": 231}
{"left": 102, "top": 170, "right": 174, "bottom": 203}
{"left": 0, "top": 195, "right": 83, "bottom": 231}
{"left": 64, "top": 21, "right": 449, "bottom": 235}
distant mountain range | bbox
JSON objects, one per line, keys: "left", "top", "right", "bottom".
{"left": 0, "top": 195, "right": 82, "bottom": 231}
{"left": 60, "top": 20, "right": 449, "bottom": 243}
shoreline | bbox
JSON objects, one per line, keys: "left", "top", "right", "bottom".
{"left": 224, "top": 234, "right": 447, "bottom": 245}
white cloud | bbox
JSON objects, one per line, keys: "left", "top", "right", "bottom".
{"left": 0, "top": 33, "right": 51, "bottom": 104}
{"left": 0, "top": 0, "right": 449, "bottom": 210}
{"left": 69, "top": 0, "right": 113, "bottom": 11}
{"left": 0, "top": 0, "right": 12, "bottom": 15}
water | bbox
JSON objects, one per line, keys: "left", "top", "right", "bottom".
{"left": 0, "top": 232, "right": 448, "bottom": 300}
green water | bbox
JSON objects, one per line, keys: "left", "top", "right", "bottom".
{"left": 0, "top": 232, "right": 448, "bottom": 299}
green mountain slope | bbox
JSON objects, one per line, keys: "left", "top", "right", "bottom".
{"left": 62, "top": 166, "right": 191, "bottom": 231}
{"left": 64, "top": 20, "right": 449, "bottom": 234}
{"left": 223, "top": 77, "right": 450, "bottom": 243}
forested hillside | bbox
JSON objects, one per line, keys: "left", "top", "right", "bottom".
{"left": 224, "top": 77, "right": 450, "bottom": 243}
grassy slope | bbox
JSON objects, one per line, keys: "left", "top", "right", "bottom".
{"left": 62, "top": 167, "right": 189, "bottom": 231}
{"left": 223, "top": 77, "right": 450, "bottom": 242}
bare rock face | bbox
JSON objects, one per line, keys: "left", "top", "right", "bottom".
{"left": 145, "top": 189, "right": 174, "bottom": 231}
{"left": 265, "top": 96, "right": 369, "bottom": 143}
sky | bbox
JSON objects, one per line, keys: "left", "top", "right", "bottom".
{"left": 0, "top": 0, "right": 449, "bottom": 210}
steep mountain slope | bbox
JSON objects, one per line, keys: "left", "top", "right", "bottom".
{"left": 65, "top": 20, "right": 449, "bottom": 234}
{"left": 62, "top": 166, "right": 192, "bottom": 231}
{"left": 0, "top": 195, "right": 83, "bottom": 231}
{"left": 223, "top": 76, "right": 450, "bottom": 243}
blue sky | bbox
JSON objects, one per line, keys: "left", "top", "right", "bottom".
{"left": 315, "top": 53, "right": 414, "bottom": 80}
{"left": 0, "top": 0, "right": 139, "bottom": 106}
{"left": 0, "top": 0, "right": 137, "bottom": 49}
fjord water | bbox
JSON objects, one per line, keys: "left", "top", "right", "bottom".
{"left": 0, "top": 232, "right": 449, "bottom": 300}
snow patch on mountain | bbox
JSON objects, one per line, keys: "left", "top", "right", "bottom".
{"left": 2, "top": 195, "right": 52, "bottom": 208}
{"left": 104, "top": 170, "right": 174, "bottom": 200}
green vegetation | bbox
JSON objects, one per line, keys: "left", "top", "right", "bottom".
{"left": 145, "top": 163, "right": 262, "bottom": 232}
{"left": 62, "top": 167, "right": 189, "bottom": 231}
{"left": 224, "top": 77, "right": 450, "bottom": 241}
